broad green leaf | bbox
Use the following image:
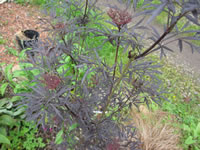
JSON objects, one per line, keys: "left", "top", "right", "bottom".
{"left": 5, "top": 101, "right": 13, "bottom": 109}
{"left": 183, "top": 124, "right": 191, "bottom": 132}
{"left": 0, "top": 98, "right": 8, "bottom": 107}
{"left": 0, "top": 99, "right": 12, "bottom": 109}
{"left": 5, "top": 47, "right": 18, "bottom": 56}
{"left": 4, "top": 64, "right": 13, "bottom": 81}
{"left": 0, "top": 115, "right": 15, "bottom": 126}
{"left": 13, "top": 84, "right": 23, "bottom": 94}
{"left": 194, "top": 122, "right": 200, "bottom": 138}
{"left": 31, "top": 69, "right": 40, "bottom": 76}
{"left": 0, "top": 134, "right": 10, "bottom": 145}
{"left": 0, "top": 127, "right": 6, "bottom": 136}
{"left": 55, "top": 129, "right": 63, "bottom": 145}
{"left": 19, "top": 62, "right": 33, "bottom": 69}
{"left": 68, "top": 123, "right": 78, "bottom": 132}
{"left": 0, "top": 83, "right": 9, "bottom": 96}
{"left": 11, "top": 96, "right": 21, "bottom": 102}
{"left": 13, "top": 107, "right": 25, "bottom": 116}
{"left": 0, "top": 109, "right": 14, "bottom": 116}
{"left": 18, "top": 49, "right": 27, "bottom": 59}
{"left": 12, "top": 70, "right": 25, "bottom": 78}
{"left": 185, "top": 136, "right": 195, "bottom": 145}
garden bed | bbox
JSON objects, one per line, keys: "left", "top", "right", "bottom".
{"left": 0, "top": 1, "right": 200, "bottom": 150}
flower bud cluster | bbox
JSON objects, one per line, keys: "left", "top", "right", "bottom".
{"left": 42, "top": 73, "right": 61, "bottom": 90}
{"left": 107, "top": 8, "right": 132, "bottom": 28}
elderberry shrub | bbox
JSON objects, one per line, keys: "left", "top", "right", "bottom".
{"left": 17, "top": 0, "right": 200, "bottom": 149}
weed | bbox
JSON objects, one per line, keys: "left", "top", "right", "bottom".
{"left": 8, "top": 121, "right": 45, "bottom": 150}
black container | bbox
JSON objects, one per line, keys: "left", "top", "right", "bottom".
{"left": 16, "top": 29, "right": 40, "bottom": 57}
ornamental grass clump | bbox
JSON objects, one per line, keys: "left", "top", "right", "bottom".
{"left": 16, "top": 0, "right": 200, "bottom": 149}
{"left": 130, "top": 105, "right": 181, "bottom": 150}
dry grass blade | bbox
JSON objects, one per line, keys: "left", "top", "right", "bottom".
{"left": 130, "top": 105, "right": 182, "bottom": 150}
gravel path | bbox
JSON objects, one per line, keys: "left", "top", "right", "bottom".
{"left": 96, "top": 0, "right": 200, "bottom": 81}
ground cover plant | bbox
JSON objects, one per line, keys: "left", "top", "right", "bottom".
{"left": 147, "top": 55, "right": 200, "bottom": 150}
{"left": 0, "top": 0, "right": 200, "bottom": 149}
{"left": 0, "top": 64, "right": 45, "bottom": 149}
{"left": 14, "top": 0, "right": 46, "bottom": 6}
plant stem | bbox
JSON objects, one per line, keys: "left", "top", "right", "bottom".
{"left": 101, "top": 12, "right": 189, "bottom": 119}
{"left": 102, "top": 58, "right": 133, "bottom": 117}
{"left": 61, "top": 36, "right": 77, "bottom": 65}
{"left": 134, "top": 12, "right": 189, "bottom": 60}
{"left": 112, "top": 28, "right": 121, "bottom": 81}
{"left": 83, "top": 0, "right": 88, "bottom": 21}
{"left": 101, "top": 27, "right": 121, "bottom": 117}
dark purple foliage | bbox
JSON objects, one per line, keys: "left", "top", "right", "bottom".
{"left": 17, "top": 0, "right": 200, "bottom": 149}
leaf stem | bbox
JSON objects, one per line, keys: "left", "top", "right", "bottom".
{"left": 101, "top": 11, "right": 189, "bottom": 119}
{"left": 134, "top": 12, "right": 189, "bottom": 60}
{"left": 112, "top": 28, "right": 121, "bottom": 81}
{"left": 102, "top": 58, "right": 133, "bottom": 117}
{"left": 83, "top": 0, "right": 89, "bottom": 21}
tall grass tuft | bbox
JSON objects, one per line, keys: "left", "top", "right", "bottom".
{"left": 130, "top": 105, "right": 182, "bottom": 150}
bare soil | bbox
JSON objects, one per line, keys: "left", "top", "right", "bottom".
{"left": 0, "top": 2, "right": 48, "bottom": 64}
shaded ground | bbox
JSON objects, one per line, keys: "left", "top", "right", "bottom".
{"left": 96, "top": 0, "right": 200, "bottom": 80}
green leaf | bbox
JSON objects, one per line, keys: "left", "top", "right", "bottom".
{"left": 0, "top": 62, "right": 5, "bottom": 67}
{"left": 0, "top": 109, "right": 14, "bottom": 116}
{"left": 194, "top": 122, "right": 200, "bottom": 138}
{"left": 185, "top": 136, "right": 196, "bottom": 145}
{"left": 12, "top": 70, "right": 25, "bottom": 78}
{"left": 55, "top": 129, "right": 63, "bottom": 145}
{"left": 0, "top": 83, "right": 9, "bottom": 96}
{"left": 0, "top": 98, "right": 8, "bottom": 107}
{"left": 68, "top": 123, "right": 78, "bottom": 132}
{"left": 5, "top": 101, "right": 13, "bottom": 109}
{"left": 19, "top": 49, "right": 27, "bottom": 59}
{"left": 0, "top": 115, "right": 15, "bottom": 126}
{"left": 0, "top": 134, "right": 10, "bottom": 145}
{"left": 13, "top": 84, "right": 23, "bottom": 94}
{"left": 5, "top": 47, "right": 18, "bottom": 56}
{"left": 0, "top": 98, "right": 13, "bottom": 109}
{"left": 11, "top": 96, "right": 21, "bottom": 102}
{"left": 183, "top": 124, "right": 191, "bottom": 132}
{"left": 0, "top": 127, "right": 7, "bottom": 136}
{"left": 4, "top": 64, "right": 13, "bottom": 81}
{"left": 13, "top": 107, "right": 25, "bottom": 116}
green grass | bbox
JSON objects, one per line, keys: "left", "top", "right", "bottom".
{"left": 0, "top": 35, "right": 6, "bottom": 45}
{"left": 149, "top": 55, "right": 200, "bottom": 150}
{"left": 14, "top": 0, "right": 46, "bottom": 6}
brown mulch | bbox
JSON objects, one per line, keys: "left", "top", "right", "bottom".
{"left": 0, "top": 2, "right": 48, "bottom": 64}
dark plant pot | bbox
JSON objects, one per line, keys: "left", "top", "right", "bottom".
{"left": 16, "top": 29, "right": 40, "bottom": 50}
{"left": 16, "top": 30, "right": 40, "bottom": 57}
